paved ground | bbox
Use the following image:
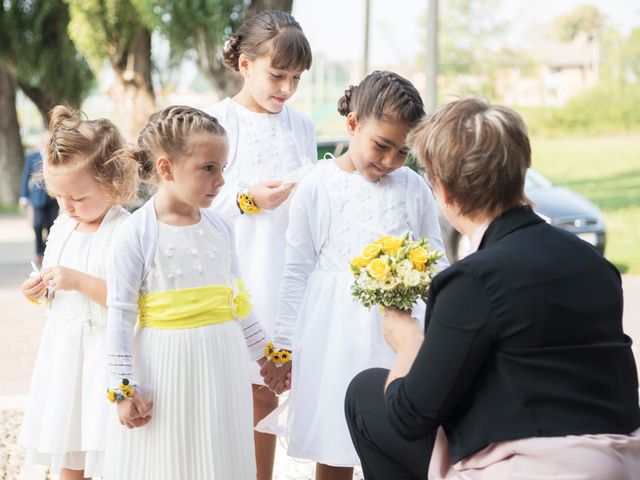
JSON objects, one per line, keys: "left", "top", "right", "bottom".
{"left": 1, "top": 211, "right": 638, "bottom": 479}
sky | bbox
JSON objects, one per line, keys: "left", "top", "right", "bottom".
{"left": 292, "top": 0, "right": 640, "bottom": 68}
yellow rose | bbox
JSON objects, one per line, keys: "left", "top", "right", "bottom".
{"left": 376, "top": 235, "right": 404, "bottom": 255}
{"left": 361, "top": 243, "right": 382, "bottom": 261}
{"left": 408, "top": 247, "right": 429, "bottom": 270}
{"left": 367, "top": 258, "right": 391, "bottom": 280}
{"left": 120, "top": 384, "right": 133, "bottom": 398}
{"left": 350, "top": 256, "right": 370, "bottom": 270}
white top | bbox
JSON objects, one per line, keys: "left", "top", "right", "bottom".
{"left": 105, "top": 198, "right": 268, "bottom": 388}
{"left": 274, "top": 161, "right": 450, "bottom": 350}
{"left": 49, "top": 230, "right": 93, "bottom": 323}
{"left": 204, "top": 98, "right": 317, "bottom": 351}
{"left": 206, "top": 97, "right": 317, "bottom": 219}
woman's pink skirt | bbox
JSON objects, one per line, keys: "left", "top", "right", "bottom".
{"left": 429, "top": 427, "right": 640, "bottom": 480}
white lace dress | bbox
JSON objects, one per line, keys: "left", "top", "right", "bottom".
{"left": 19, "top": 207, "right": 128, "bottom": 477}
{"left": 272, "top": 160, "right": 449, "bottom": 466}
{"left": 210, "top": 99, "right": 317, "bottom": 384}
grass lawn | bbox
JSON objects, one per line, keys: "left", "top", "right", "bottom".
{"left": 531, "top": 134, "right": 640, "bottom": 274}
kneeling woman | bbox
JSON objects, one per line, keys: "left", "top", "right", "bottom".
{"left": 345, "top": 97, "right": 640, "bottom": 480}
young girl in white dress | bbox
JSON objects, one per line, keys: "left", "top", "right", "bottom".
{"left": 269, "top": 71, "right": 450, "bottom": 480}
{"left": 205, "top": 10, "right": 316, "bottom": 479}
{"left": 19, "top": 106, "right": 136, "bottom": 480}
{"left": 104, "top": 106, "right": 277, "bottom": 480}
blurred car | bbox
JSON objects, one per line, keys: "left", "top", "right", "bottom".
{"left": 317, "top": 139, "right": 606, "bottom": 262}
{"left": 440, "top": 168, "right": 606, "bottom": 261}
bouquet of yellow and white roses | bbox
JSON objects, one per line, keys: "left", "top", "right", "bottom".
{"left": 349, "top": 233, "right": 443, "bottom": 311}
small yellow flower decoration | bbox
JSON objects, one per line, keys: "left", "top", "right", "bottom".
{"left": 264, "top": 341, "right": 292, "bottom": 367}
{"left": 107, "top": 378, "right": 135, "bottom": 403}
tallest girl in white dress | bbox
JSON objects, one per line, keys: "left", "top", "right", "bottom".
{"left": 205, "top": 10, "right": 316, "bottom": 480}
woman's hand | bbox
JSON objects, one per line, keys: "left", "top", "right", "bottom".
{"left": 41, "top": 266, "right": 80, "bottom": 292}
{"left": 382, "top": 308, "right": 425, "bottom": 353}
{"left": 117, "top": 392, "right": 153, "bottom": 429}
{"left": 259, "top": 358, "right": 292, "bottom": 394}
{"left": 250, "top": 181, "right": 296, "bottom": 210}
{"left": 21, "top": 276, "right": 46, "bottom": 302}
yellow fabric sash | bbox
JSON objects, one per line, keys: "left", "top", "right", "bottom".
{"left": 138, "top": 280, "right": 252, "bottom": 330}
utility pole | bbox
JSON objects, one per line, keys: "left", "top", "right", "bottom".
{"left": 425, "top": 0, "right": 438, "bottom": 112}
{"left": 364, "top": 0, "right": 371, "bottom": 77}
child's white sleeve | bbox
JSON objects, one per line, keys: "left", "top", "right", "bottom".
{"left": 273, "top": 177, "right": 328, "bottom": 350}
{"left": 106, "top": 226, "right": 144, "bottom": 388}
{"left": 407, "top": 170, "right": 450, "bottom": 272}
{"left": 226, "top": 220, "right": 269, "bottom": 361}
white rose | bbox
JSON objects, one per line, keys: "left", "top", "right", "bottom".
{"left": 379, "top": 275, "right": 400, "bottom": 291}
{"left": 395, "top": 259, "right": 413, "bottom": 275}
{"left": 403, "top": 270, "right": 421, "bottom": 287}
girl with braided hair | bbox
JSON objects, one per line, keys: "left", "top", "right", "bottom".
{"left": 265, "top": 71, "right": 449, "bottom": 479}
{"left": 104, "top": 106, "right": 271, "bottom": 479}
{"left": 19, "top": 106, "right": 136, "bottom": 480}
{"left": 205, "top": 10, "right": 316, "bottom": 479}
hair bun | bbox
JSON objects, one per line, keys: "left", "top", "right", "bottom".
{"left": 337, "top": 85, "right": 357, "bottom": 117}
{"left": 222, "top": 34, "right": 242, "bottom": 71}
{"left": 48, "top": 105, "right": 82, "bottom": 131}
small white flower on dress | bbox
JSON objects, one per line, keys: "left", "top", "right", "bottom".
{"left": 190, "top": 248, "right": 198, "bottom": 255}
{"left": 164, "top": 249, "right": 173, "bottom": 257}
{"left": 210, "top": 253, "right": 216, "bottom": 260}
{"left": 197, "top": 228, "right": 204, "bottom": 236}
{"left": 195, "top": 265, "right": 203, "bottom": 273}
{"left": 175, "top": 268, "right": 181, "bottom": 276}
{"left": 167, "top": 272, "right": 174, "bottom": 279}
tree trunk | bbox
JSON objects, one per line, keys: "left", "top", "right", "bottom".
{"left": 109, "top": 26, "right": 156, "bottom": 140}
{"left": 16, "top": 81, "right": 59, "bottom": 128}
{"left": 194, "top": 0, "right": 295, "bottom": 99}
{"left": 0, "top": 65, "right": 24, "bottom": 205}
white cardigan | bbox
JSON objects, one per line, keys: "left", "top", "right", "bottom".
{"left": 105, "top": 197, "right": 268, "bottom": 387}
{"left": 205, "top": 97, "right": 317, "bottom": 218}
{"left": 43, "top": 205, "right": 130, "bottom": 328}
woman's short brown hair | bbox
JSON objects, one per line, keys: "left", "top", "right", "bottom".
{"left": 46, "top": 105, "right": 138, "bottom": 205}
{"left": 409, "top": 96, "right": 531, "bottom": 219}
{"left": 223, "top": 10, "right": 312, "bottom": 72}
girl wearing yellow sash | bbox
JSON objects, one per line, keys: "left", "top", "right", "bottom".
{"left": 104, "top": 106, "right": 277, "bottom": 480}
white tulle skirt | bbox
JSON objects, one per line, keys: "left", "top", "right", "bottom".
{"left": 19, "top": 319, "right": 108, "bottom": 477}
{"left": 104, "top": 321, "right": 256, "bottom": 480}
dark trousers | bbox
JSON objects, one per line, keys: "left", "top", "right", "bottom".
{"left": 345, "top": 368, "right": 433, "bottom": 480}
{"left": 33, "top": 198, "right": 59, "bottom": 256}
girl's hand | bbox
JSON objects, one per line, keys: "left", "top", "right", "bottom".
{"left": 250, "top": 181, "right": 297, "bottom": 210}
{"left": 40, "top": 266, "right": 80, "bottom": 292}
{"left": 116, "top": 392, "right": 153, "bottom": 429}
{"left": 259, "top": 358, "right": 292, "bottom": 394}
{"left": 21, "top": 276, "right": 46, "bottom": 302}
{"left": 382, "top": 308, "right": 424, "bottom": 353}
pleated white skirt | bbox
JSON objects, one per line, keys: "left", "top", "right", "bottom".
{"left": 104, "top": 321, "right": 256, "bottom": 480}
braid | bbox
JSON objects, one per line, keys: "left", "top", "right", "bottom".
{"left": 133, "top": 106, "right": 227, "bottom": 182}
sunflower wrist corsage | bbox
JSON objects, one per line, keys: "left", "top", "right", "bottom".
{"left": 237, "top": 189, "right": 261, "bottom": 215}
{"left": 106, "top": 378, "right": 135, "bottom": 403}
{"left": 264, "top": 342, "right": 292, "bottom": 368}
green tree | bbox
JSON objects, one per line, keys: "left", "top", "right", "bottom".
{"left": 133, "top": 0, "right": 294, "bottom": 97}
{"left": 0, "top": 0, "right": 94, "bottom": 204}
{"left": 552, "top": 4, "right": 608, "bottom": 42}
{"left": 65, "top": 0, "right": 156, "bottom": 138}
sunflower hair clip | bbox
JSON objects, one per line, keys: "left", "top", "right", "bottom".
{"left": 264, "top": 342, "right": 292, "bottom": 368}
